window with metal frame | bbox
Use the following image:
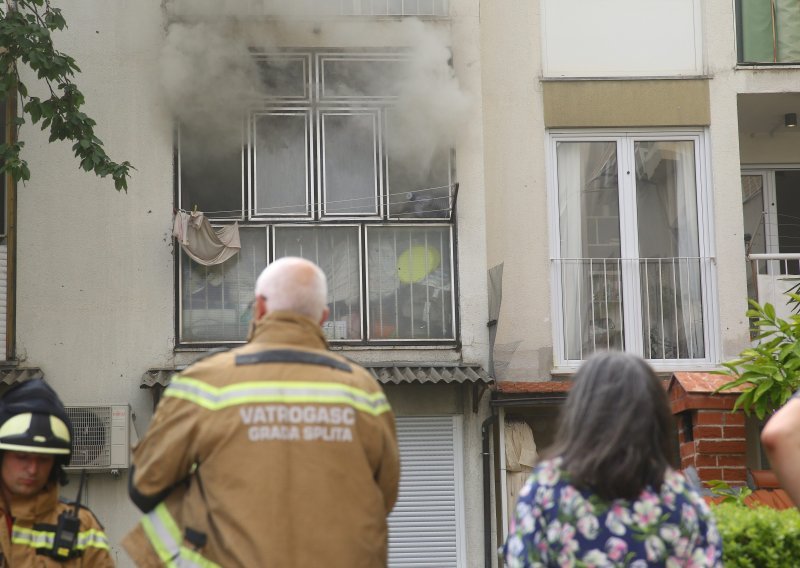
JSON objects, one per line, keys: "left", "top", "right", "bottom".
{"left": 548, "top": 130, "right": 717, "bottom": 366}
{"left": 177, "top": 50, "right": 456, "bottom": 345}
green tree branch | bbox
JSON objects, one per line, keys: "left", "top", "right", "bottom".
{"left": 0, "top": 0, "right": 132, "bottom": 190}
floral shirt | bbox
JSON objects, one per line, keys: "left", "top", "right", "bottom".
{"left": 503, "top": 458, "right": 722, "bottom": 567}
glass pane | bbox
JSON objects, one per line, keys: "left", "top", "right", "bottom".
{"left": 640, "top": 258, "right": 705, "bottom": 360}
{"left": 321, "top": 57, "right": 404, "bottom": 98}
{"left": 180, "top": 123, "right": 243, "bottom": 219}
{"left": 556, "top": 141, "right": 620, "bottom": 360}
{"left": 274, "top": 226, "right": 362, "bottom": 340}
{"left": 256, "top": 56, "right": 308, "bottom": 99}
{"left": 387, "top": 111, "right": 452, "bottom": 219}
{"left": 558, "top": 259, "right": 624, "bottom": 360}
{"left": 181, "top": 227, "right": 267, "bottom": 342}
{"left": 254, "top": 114, "right": 309, "bottom": 216}
{"left": 742, "top": 174, "right": 765, "bottom": 307}
{"left": 322, "top": 113, "right": 379, "bottom": 215}
{"left": 775, "top": 171, "right": 800, "bottom": 274}
{"left": 742, "top": 174, "right": 766, "bottom": 255}
{"left": 367, "top": 226, "right": 453, "bottom": 340}
{"left": 635, "top": 141, "right": 703, "bottom": 359}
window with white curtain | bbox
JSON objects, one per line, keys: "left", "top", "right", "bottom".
{"left": 177, "top": 50, "right": 456, "bottom": 345}
{"left": 549, "top": 131, "right": 716, "bottom": 366}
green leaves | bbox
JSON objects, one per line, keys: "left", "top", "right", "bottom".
{"left": 713, "top": 503, "right": 800, "bottom": 567}
{"left": 0, "top": 0, "right": 132, "bottom": 191}
{"left": 716, "top": 298, "right": 800, "bottom": 419}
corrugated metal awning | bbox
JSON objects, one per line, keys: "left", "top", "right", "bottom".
{"left": 140, "top": 365, "right": 493, "bottom": 387}
{"left": 0, "top": 367, "right": 43, "bottom": 386}
{"left": 366, "top": 365, "right": 492, "bottom": 385}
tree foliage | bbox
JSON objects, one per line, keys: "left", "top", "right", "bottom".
{"left": 716, "top": 298, "right": 800, "bottom": 419}
{"left": 0, "top": 0, "right": 132, "bottom": 190}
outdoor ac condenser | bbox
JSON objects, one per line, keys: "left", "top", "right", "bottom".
{"left": 64, "top": 405, "right": 130, "bottom": 472}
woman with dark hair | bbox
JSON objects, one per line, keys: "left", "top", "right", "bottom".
{"left": 503, "top": 351, "right": 722, "bottom": 567}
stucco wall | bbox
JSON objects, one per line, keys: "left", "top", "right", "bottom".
{"left": 16, "top": 2, "right": 171, "bottom": 563}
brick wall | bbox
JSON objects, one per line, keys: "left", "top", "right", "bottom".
{"left": 669, "top": 373, "right": 749, "bottom": 486}
{"left": 678, "top": 408, "right": 747, "bottom": 485}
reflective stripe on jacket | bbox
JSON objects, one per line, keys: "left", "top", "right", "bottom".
{"left": 0, "top": 482, "right": 114, "bottom": 567}
{"left": 124, "top": 311, "right": 400, "bottom": 568}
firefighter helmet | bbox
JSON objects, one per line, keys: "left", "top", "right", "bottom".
{"left": 0, "top": 379, "right": 72, "bottom": 458}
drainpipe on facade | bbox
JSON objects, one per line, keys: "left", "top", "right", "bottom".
{"left": 482, "top": 413, "right": 498, "bottom": 568}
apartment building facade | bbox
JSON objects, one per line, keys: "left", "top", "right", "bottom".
{"left": 485, "top": 0, "right": 800, "bottom": 547}
{"left": 3, "top": 0, "right": 799, "bottom": 566}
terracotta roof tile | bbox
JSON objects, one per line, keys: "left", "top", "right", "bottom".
{"left": 670, "top": 372, "right": 746, "bottom": 394}
{"left": 496, "top": 381, "right": 572, "bottom": 394}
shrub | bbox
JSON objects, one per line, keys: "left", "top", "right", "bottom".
{"left": 712, "top": 502, "right": 800, "bottom": 567}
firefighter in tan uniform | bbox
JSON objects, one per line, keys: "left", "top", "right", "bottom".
{"left": 123, "top": 257, "right": 400, "bottom": 568}
{"left": 0, "top": 380, "right": 113, "bottom": 567}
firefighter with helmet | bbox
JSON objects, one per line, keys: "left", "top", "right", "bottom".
{"left": 0, "top": 379, "right": 113, "bottom": 566}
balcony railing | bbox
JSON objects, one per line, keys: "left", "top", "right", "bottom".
{"left": 747, "top": 253, "right": 800, "bottom": 320}
{"left": 555, "top": 257, "right": 707, "bottom": 361}
{"left": 738, "top": 0, "right": 800, "bottom": 64}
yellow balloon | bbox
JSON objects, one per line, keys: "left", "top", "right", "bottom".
{"left": 397, "top": 245, "right": 441, "bottom": 283}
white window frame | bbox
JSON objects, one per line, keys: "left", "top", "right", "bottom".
{"left": 547, "top": 128, "right": 719, "bottom": 370}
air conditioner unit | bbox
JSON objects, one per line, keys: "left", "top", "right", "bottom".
{"left": 64, "top": 405, "right": 130, "bottom": 472}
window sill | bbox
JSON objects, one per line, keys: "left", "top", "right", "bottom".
{"left": 540, "top": 75, "right": 711, "bottom": 82}
{"left": 736, "top": 64, "right": 800, "bottom": 70}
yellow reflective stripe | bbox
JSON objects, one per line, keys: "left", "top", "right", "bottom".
{"left": 141, "top": 505, "right": 181, "bottom": 566}
{"left": 140, "top": 504, "right": 220, "bottom": 568}
{"left": 75, "top": 528, "right": 110, "bottom": 551}
{"left": 166, "top": 377, "right": 392, "bottom": 416}
{"left": 12, "top": 526, "right": 53, "bottom": 549}
{"left": 11, "top": 526, "right": 108, "bottom": 552}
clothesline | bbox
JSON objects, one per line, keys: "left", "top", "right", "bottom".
{"left": 176, "top": 182, "right": 458, "bottom": 217}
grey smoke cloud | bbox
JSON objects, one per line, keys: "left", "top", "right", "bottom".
{"left": 163, "top": 0, "right": 471, "bottom": 190}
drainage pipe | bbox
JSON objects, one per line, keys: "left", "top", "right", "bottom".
{"left": 482, "top": 413, "right": 498, "bottom": 568}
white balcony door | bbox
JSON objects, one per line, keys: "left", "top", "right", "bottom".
{"left": 550, "top": 131, "right": 715, "bottom": 366}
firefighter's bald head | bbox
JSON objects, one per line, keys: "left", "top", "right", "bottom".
{"left": 254, "top": 257, "right": 329, "bottom": 325}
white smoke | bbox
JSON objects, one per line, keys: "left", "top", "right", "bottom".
{"left": 161, "top": 0, "right": 471, "bottom": 188}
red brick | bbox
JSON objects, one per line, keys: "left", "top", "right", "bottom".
{"left": 687, "top": 395, "right": 733, "bottom": 410}
{"left": 696, "top": 411, "right": 725, "bottom": 426}
{"left": 723, "top": 426, "right": 746, "bottom": 440}
{"left": 724, "top": 413, "right": 746, "bottom": 426}
{"left": 680, "top": 442, "right": 696, "bottom": 459}
{"left": 695, "top": 440, "right": 747, "bottom": 454}
{"left": 693, "top": 426, "right": 723, "bottom": 439}
{"left": 717, "top": 455, "right": 746, "bottom": 467}
{"left": 696, "top": 468, "right": 723, "bottom": 481}
{"left": 693, "top": 455, "right": 718, "bottom": 468}
{"left": 721, "top": 468, "right": 748, "bottom": 483}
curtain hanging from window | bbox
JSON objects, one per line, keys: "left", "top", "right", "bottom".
{"left": 173, "top": 211, "right": 241, "bottom": 266}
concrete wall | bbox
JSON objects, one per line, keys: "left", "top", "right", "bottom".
{"left": 14, "top": 1, "right": 489, "bottom": 565}
{"left": 16, "top": 2, "right": 171, "bottom": 563}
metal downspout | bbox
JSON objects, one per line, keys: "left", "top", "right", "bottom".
{"left": 482, "top": 413, "right": 498, "bottom": 568}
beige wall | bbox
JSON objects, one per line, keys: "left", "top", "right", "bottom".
{"left": 542, "top": 80, "right": 710, "bottom": 127}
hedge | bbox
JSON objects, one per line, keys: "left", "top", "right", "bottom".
{"left": 712, "top": 502, "right": 800, "bottom": 567}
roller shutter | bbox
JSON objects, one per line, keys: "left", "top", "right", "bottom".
{"left": 388, "top": 415, "right": 465, "bottom": 567}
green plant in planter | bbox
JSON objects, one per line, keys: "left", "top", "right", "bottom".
{"left": 716, "top": 298, "right": 800, "bottom": 419}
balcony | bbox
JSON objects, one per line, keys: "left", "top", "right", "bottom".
{"left": 554, "top": 257, "right": 709, "bottom": 362}
{"left": 737, "top": 0, "right": 800, "bottom": 64}
{"left": 747, "top": 253, "right": 800, "bottom": 320}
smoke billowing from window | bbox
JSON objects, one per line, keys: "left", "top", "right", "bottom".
{"left": 162, "top": 0, "right": 470, "bottom": 188}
